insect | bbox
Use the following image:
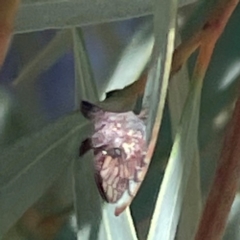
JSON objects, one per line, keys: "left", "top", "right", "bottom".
{"left": 80, "top": 100, "right": 148, "bottom": 216}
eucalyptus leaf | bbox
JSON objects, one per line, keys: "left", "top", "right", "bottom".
{"left": 75, "top": 205, "right": 137, "bottom": 240}
{"left": 16, "top": 0, "right": 198, "bottom": 34}
{"left": 98, "top": 206, "right": 138, "bottom": 240}
{"left": 0, "top": 87, "right": 44, "bottom": 147}
{"left": 72, "top": 26, "right": 103, "bottom": 238}
{"left": 147, "top": 68, "right": 203, "bottom": 240}
{"left": 75, "top": 176, "right": 138, "bottom": 240}
{"left": 176, "top": 150, "right": 201, "bottom": 240}
{"left": 99, "top": 21, "right": 154, "bottom": 101}
{"left": 0, "top": 111, "right": 91, "bottom": 237}
{"left": 97, "top": 73, "right": 147, "bottom": 113}
{"left": 224, "top": 193, "right": 240, "bottom": 240}
{"left": 142, "top": 0, "right": 179, "bottom": 238}
{"left": 73, "top": 25, "right": 139, "bottom": 240}
{"left": 73, "top": 27, "right": 99, "bottom": 105}
{"left": 168, "top": 52, "right": 202, "bottom": 240}
{"left": 168, "top": 59, "right": 189, "bottom": 137}
{"left": 12, "top": 29, "right": 72, "bottom": 87}
{"left": 142, "top": 0, "right": 177, "bottom": 144}
{"left": 0, "top": 88, "right": 14, "bottom": 145}
{"left": 73, "top": 150, "right": 102, "bottom": 238}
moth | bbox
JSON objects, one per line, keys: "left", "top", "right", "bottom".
{"left": 80, "top": 100, "right": 148, "bottom": 216}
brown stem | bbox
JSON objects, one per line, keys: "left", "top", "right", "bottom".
{"left": 191, "top": 38, "right": 215, "bottom": 85}
{"left": 184, "top": 1, "right": 240, "bottom": 239}
{"left": 170, "top": 0, "right": 240, "bottom": 239}
{"left": 171, "top": 0, "right": 239, "bottom": 76}
{"left": 171, "top": 32, "right": 201, "bottom": 76}
{"left": 0, "top": 0, "right": 20, "bottom": 67}
{"left": 195, "top": 94, "right": 240, "bottom": 240}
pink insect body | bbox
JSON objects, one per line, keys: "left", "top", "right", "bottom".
{"left": 81, "top": 101, "right": 147, "bottom": 216}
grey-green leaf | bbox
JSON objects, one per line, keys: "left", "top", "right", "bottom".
{"left": 0, "top": 111, "right": 91, "bottom": 237}
{"left": 73, "top": 27, "right": 99, "bottom": 105}
{"left": 98, "top": 206, "right": 138, "bottom": 240}
{"left": 99, "top": 21, "right": 154, "bottom": 101}
{"left": 72, "top": 150, "right": 102, "bottom": 235}
{"left": 147, "top": 64, "right": 203, "bottom": 240}
{"left": 142, "top": 0, "right": 177, "bottom": 144}
{"left": 12, "top": 29, "right": 72, "bottom": 87}
{"left": 76, "top": 205, "right": 138, "bottom": 240}
{"left": 168, "top": 35, "right": 202, "bottom": 240}
{"left": 16, "top": 0, "right": 198, "bottom": 34}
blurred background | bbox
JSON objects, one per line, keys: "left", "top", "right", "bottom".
{"left": 1, "top": 0, "right": 240, "bottom": 239}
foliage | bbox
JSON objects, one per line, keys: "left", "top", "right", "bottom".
{"left": 1, "top": 0, "right": 240, "bottom": 240}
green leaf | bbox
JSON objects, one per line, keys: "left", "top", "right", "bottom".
{"left": 16, "top": 0, "right": 198, "bottom": 34}
{"left": 99, "top": 21, "right": 153, "bottom": 101}
{"left": 98, "top": 206, "right": 138, "bottom": 240}
{"left": 142, "top": 0, "right": 177, "bottom": 144}
{"left": 147, "top": 64, "right": 203, "bottom": 240}
{"left": 0, "top": 88, "right": 15, "bottom": 145}
{"left": 12, "top": 29, "right": 72, "bottom": 87}
{"left": 168, "top": 35, "right": 202, "bottom": 240}
{"left": 0, "top": 111, "right": 91, "bottom": 237}
{"left": 72, "top": 27, "right": 139, "bottom": 240}
{"left": 73, "top": 27, "right": 99, "bottom": 105}
{"left": 72, "top": 26, "right": 102, "bottom": 233}
{"left": 72, "top": 150, "right": 102, "bottom": 233}
{"left": 76, "top": 203, "right": 138, "bottom": 240}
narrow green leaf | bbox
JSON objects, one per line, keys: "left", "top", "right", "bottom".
{"left": 16, "top": 0, "right": 198, "bottom": 34}
{"left": 72, "top": 150, "right": 102, "bottom": 234}
{"left": 142, "top": 0, "right": 177, "bottom": 144}
{"left": 72, "top": 25, "right": 138, "bottom": 240}
{"left": 224, "top": 193, "right": 240, "bottom": 240}
{"left": 73, "top": 27, "right": 99, "bottom": 105}
{"left": 176, "top": 151, "right": 201, "bottom": 240}
{"left": 99, "top": 21, "right": 153, "bottom": 101}
{"left": 168, "top": 51, "right": 189, "bottom": 137}
{"left": 72, "top": 26, "right": 102, "bottom": 238}
{"left": 76, "top": 203, "right": 138, "bottom": 240}
{"left": 0, "top": 111, "right": 91, "bottom": 237}
{"left": 98, "top": 206, "right": 138, "bottom": 240}
{"left": 147, "top": 67, "right": 203, "bottom": 240}
{"left": 0, "top": 88, "right": 14, "bottom": 144}
{"left": 168, "top": 41, "right": 202, "bottom": 240}
{"left": 12, "top": 29, "right": 72, "bottom": 87}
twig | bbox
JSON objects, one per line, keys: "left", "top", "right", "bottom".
{"left": 188, "top": 0, "right": 239, "bottom": 239}
{"left": 0, "top": 0, "right": 20, "bottom": 67}
{"left": 195, "top": 94, "right": 240, "bottom": 240}
{"left": 171, "top": 0, "right": 239, "bottom": 76}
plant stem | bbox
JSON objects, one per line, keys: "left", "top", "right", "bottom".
{"left": 0, "top": 0, "right": 20, "bottom": 67}
{"left": 171, "top": 0, "right": 239, "bottom": 76}
{"left": 190, "top": 0, "right": 240, "bottom": 239}
{"left": 195, "top": 94, "right": 240, "bottom": 240}
{"left": 171, "top": 32, "right": 201, "bottom": 76}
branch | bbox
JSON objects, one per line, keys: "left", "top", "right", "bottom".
{"left": 195, "top": 93, "right": 240, "bottom": 239}
{"left": 0, "top": 0, "right": 20, "bottom": 67}
{"left": 171, "top": 0, "right": 239, "bottom": 76}
{"left": 190, "top": 0, "right": 240, "bottom": 239}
